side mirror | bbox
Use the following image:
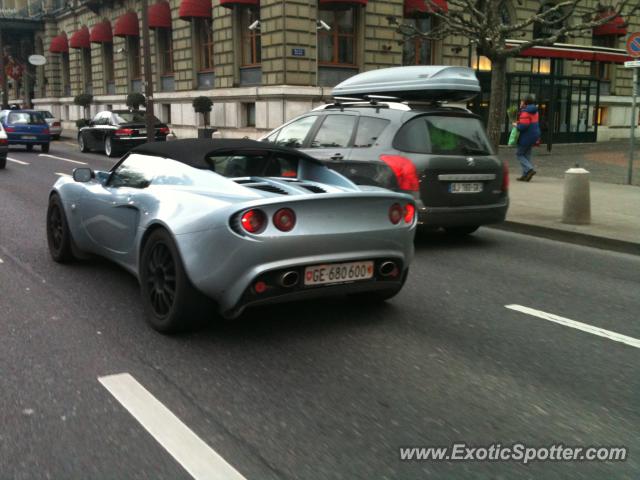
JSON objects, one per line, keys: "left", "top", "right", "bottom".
{"left": 73, "top": 167, "right": 95, "bottom": 183}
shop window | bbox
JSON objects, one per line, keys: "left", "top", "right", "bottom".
{"left": 470, "top": 52, "right": 491, "bottom": 71}
{"left": 102, "top": 43, "right": 115, "bottom": 94}
{"left": 531, "top": 58, "right": 551, "bottom": 75}
{"left": 196, "top": 18, "right": 214, "bottom": 72}
{"left": 240, "top": 7, "right": 261, "bottom": 67}
{"left": 157, "top": 27, "right": 174, "bottom": 75}
{"left": 402, "top": 16, "right": 436, "bottom": 66}
{"left": 82, "top": 48, "right": 93, "bottom": 93}
{"left": 127, "top": 36, "right": 142, "bottom": 91}
{"left": 318, "top": 7, "right": 356, "bottom": 66}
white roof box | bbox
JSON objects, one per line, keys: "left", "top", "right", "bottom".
{"left": 331, "top": 66, "right": 480, "bottom": 102}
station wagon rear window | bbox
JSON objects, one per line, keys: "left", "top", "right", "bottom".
{"left": 394, "top": 115, "right": 493, "bottom": 156}
{"left": 113, "top": 112, "right": 161, "bottom": 124}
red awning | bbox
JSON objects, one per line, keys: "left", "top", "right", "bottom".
{"left": 70, "top": 26, "right": 90, "bottom": 49}
{"left": 149, "top": 1, "right": 172, "bottom": 29}
{"left": 593, "top": 11, "right": 627, "bottom": 36}
{"left": 90, "top": 21, "right": 113, "bottom": 43}
{"left": 49, "top": 33, "right": 68, "bottom": 53}
{"left": 507, "top": 41, "right": 631, "bottom": 64}
{"left": 404, "top": 0, "right": 448, "bottom": 16}
{"left": 179, "top": 0, "right": 212, "bottom": 20}
{"left": 114, "top": 11, "right": 140, "bottom": 37}
{"left": 220, "top": 0, "right": 258, "bottom": 7}
{"left": 319, "top": 0, "right": 367, "bottom": 7}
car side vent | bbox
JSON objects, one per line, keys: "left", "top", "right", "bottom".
{"left": 299, "top": 184, "right": 326, "bottom": 194}
{"left": 248, "top": 184, "right": 289, "bottom": 195}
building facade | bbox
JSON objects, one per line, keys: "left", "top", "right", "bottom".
{"left": 1, "top": 0, "right": 639, "bottom": 142}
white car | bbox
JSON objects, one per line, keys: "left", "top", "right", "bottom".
{"left": 40, "top": 110, "right": 63, "bottom": 140}
{"left": 0, "top": 122, "right": 7, "bottom": 169}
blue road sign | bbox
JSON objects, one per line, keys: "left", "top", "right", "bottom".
{"left": 626, "top": 33, "right": 640, "bottom": 57}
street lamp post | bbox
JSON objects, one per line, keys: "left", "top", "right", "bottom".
{"left": 141, "top": 0, "right": 155, "bottom": 143}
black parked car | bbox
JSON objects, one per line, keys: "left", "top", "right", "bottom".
{"left": 78, "top": 110, "right": 169, "bottom": 157}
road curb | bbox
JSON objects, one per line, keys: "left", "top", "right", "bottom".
{"left": 488, "top": 221, "right": 640, "bottom": 257}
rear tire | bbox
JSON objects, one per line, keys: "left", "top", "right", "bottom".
{"left": 41, "top": 143, "right": 50, "bottom": 153}
{"left": 444, "top": 226, "right": 479, "bottom": 236}
{"left": 53, "top": 135, "right": 60, "bottom": 141}
{"left": 0, "top": 156, "right": 6, "bottom": 169}
{"left": 26, "top": 144, "right": 33, "bottom": 152}
{"left": 140, "top": 229, "right": 209, "bottom": 334}
{"left": 79, "top": 133, "right": 89, "bottom": 152}
{"left": 105, "top": 136, "right": 118, "bottom": 157}
{"left": 46, "top": 194, "right": 75, "bottom": 263}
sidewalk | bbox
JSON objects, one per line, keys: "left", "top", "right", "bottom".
{"left": 494, "top": 174, "right": 640, "bottom": 256}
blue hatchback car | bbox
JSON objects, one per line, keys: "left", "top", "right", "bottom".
{"left": 0, "top": 109, "right": 50, "bottom": 152}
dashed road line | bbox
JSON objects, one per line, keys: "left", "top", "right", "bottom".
{"left": 98, "top": 373, "right": 247, "bottom": 480}
{"left": 0, "top": 258, "right": 4, "bottom": 264}
{"left": 505, "top": 304, "right": 640, "bottom": 350}
{"left": 7, "top": 157, "right": 30, "bottom": 165}
{"left": 39, "top": 153, "right": 87, "bottom": 165}
{"left": 54, "top": 172, "right": 71, "bottom": 177}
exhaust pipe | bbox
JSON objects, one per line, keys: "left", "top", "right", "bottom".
{"left": 379, "top": 261, "right": 397, "bottom": 277}
{"left": 279, "top": 271, "right": 299, "bottom": 288}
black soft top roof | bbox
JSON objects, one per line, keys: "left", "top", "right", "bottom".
{"left": 129, "top": 138, "right": 322, "bottom": 169}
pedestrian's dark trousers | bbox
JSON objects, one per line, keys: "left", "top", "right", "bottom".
{"left": 516, "top": 144, "right": 534, "bottom": 176}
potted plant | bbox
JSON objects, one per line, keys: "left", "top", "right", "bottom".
{"left": 192, "top": 96, "right": 215, "bottom": 138}
{"left": 73, "top": 93, "right": 93, "bottom": 125}
{"left": 126, "top": 92, "right": 146, "bottom": 111}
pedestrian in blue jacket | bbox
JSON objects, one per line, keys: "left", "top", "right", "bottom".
{"left": 515, "top": 94, "right": 541, "bottom": 182}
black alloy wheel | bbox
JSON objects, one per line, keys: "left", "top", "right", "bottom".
{"left": 46, "top": 194, "right": 75, "bottom": 263}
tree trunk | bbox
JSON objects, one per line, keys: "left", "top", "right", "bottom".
{"left": 486, "top": 57, "right": 507, "bottom": 152}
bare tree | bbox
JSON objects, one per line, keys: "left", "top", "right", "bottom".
{"left": 389, "top": 0, "right": 639, "bottom": 148}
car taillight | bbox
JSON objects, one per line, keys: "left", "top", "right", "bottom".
{"left": 43, "top": 128, "right": 49, "bottom": 134}
{"left": 158, "top": 127, "right": 169, "bottom": 135}
{"left": 0, "top": 138, "right": 7, "bottom": 145}
{"left": 273, "top": 208, "right": 296, "bottom": 232}
{"left": 5, "top": 127, "right": 15, "bottom": 133}
{"left": 53, "top": 121, "right": 61, "bottom": 127}
{"left": 380, "top": 155, "right": 419, "bottom": 192}
{"left": 502, "top": 161, "right": 509, "bottom": 192}
{"left": 404, "top": 203, "right": 415, "bottom": 224}
{"left": 389, "top": 203, "right": 403, "bottom": 224}
{"left": 115, "top": 128, "right": 134, "bottom": 136}
{"left": 240, "top": 209, "right": 267, "bottom": 233}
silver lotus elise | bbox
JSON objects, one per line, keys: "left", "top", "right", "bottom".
{"left": 47, "top": 139, "right": 416, "bottom": 333}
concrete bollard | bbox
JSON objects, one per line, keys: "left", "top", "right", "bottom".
{"left": 562, "top": 168, "right": 591, "bottom": 225}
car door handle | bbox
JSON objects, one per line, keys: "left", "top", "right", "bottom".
{"left": 330, "top": 153, "right": 344, "bottom": 160}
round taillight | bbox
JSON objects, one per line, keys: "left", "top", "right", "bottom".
{"left": 254, "top": 281, "right": 267, "bottom": 294}
{"left": 273, "top": 208, "right": 296, "bottom": 232}
{"left": 389, "top": 203, "right": 403, "bottom": 224}
{"left": 404, "top": 203, "right": 415, "bottom": 224}
{"left": 240, "top": 209, "right": 267, "bottom": 233}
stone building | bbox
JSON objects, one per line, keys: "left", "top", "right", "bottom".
{"left": 1, "top": 0, "right": 639, "bottom": 143}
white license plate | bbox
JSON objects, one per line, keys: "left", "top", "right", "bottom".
{"left": 450, "top": 182, "right": 483, "bottom": 193}
{"left": 22, "top": 135, "right": 37, "bottom": 140}
{"left": 138, "top": 129, "right": 146, "bottom": 135}
{"left": 304, "top": 261, "right": 374, "bottom": 286}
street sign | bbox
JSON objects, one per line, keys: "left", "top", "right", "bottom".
{"left": 28, "top": 54, "right": 46, "bottom": 66}
{"left": 626, "top": 32, "right": 640, "bottom": 58}
{"left": 292, "top": 48, "right": 305, "bottom": 57}
{"left": 625, "top": 60, "right": 640, "bottom": 68}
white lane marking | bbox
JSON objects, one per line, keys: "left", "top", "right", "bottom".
{"left": 0, "top": 258, "right": 4, "bottom": 263}
{"left": 7, "top": 157, "right": 30, "bottom": 165}
{"left": 39, "top": 153, "right": 87, "bottom": 165}
{"left": 98, "top": 373, "right": 247, "bottom": 480}
{"left": 54, "top": 172, "right": 71, "bottom": 177}
{"left": 505, "top": 304, "right": 640, "bottom": 350}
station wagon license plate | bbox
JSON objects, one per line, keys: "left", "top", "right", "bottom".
{"left": 450, "top": 182, "right": 483, "bottom": 193}
{"left": 304, "top": 261, "right": 374, "bottom": 286}
{"left": 138, "top": 129, "right": 146, "bottom": 135}
{"left": 22, "top": 135, "right": 37, "bottom": 140}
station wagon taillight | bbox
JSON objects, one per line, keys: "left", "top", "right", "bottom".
{"left": 5, "top": 127, "right": 15, "bottom": 133}
{"left": 158, "top": 127, "right": 170, "bottom": 135}
{"left": 241, "top": 209, "right": 267, "bottom": 234}
{"left": 0, "top": 138, "right": 7, "bottom": 145}
{"left": 502, "top": 161, "right": 509, "bottom": 192}
{"left": 53, "top": 121, "right": 61, "bottom": 127}
{"left": 43, "top": 128, "right": 49, "bottom": 135}
{"left": 380, "top": 155, "right": 419, "bottom": 192}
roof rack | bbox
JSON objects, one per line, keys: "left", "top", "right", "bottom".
{"left": 316, "top": 95, "right": 412, "bottom": 113}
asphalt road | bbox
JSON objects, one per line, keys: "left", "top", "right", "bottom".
{"left": 1, "top": 140, "right": 639, "bottom": 479}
